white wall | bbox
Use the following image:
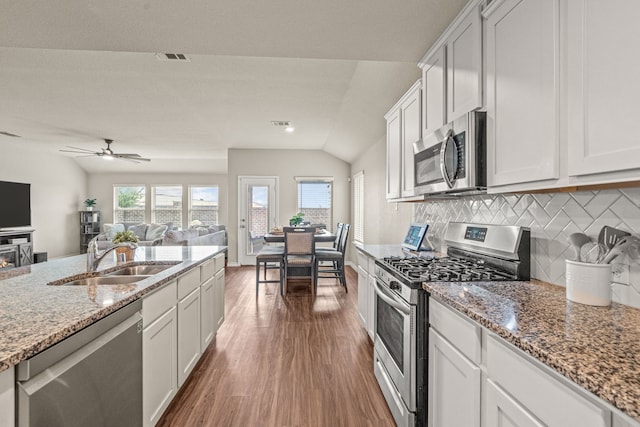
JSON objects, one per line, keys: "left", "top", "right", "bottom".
{"left": 0, "top": 141, "right": 88, "bottom": 258}
{"left": 228, "top": 149, "right": 350, "bottom": 265}
{"left": 87, "top": 173, "right": 228, "bottom": 228}
{"left": 350, "top": 137, "right": 413, "bottom": 246}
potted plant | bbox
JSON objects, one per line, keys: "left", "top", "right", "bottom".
{"left": 84, "top": 198, "right": 97, "bottom": 211}
{"left": 112, "top": 230, "right": 139, "bottom": 261}
{"left": 289, "top": 212, "right": 305, "bottom": 226}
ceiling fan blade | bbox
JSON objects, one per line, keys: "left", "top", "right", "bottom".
{"left": 60, "top": 146, "right": 98, "bottom": 154}
{"left": 114, "top": 153, "right": 141, "bottom": 157}
{"left": 113, "top": 154, "right": 151, "bottom": 162}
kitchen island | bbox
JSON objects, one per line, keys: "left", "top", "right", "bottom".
{"left": 0, "top": 245, "right": 226, "bottom": 372}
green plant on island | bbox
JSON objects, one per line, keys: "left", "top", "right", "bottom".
{"left": 289, "top": 212, "right": 305, "bottom": 226}
{"left": 112, "top": 230, "right": 139, "bottom": 245}
{"left": 84, "top": 198, "right": 97, "bottom": 208}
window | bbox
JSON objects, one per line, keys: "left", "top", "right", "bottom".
{"left": 353, "top": 171, "right": 364, "bottom": 244}
{"left": 152, "top": 185, "right": 182, "bottom": 226}
{"left": 189, "top": 186, "right": 219, "bottom": 226}
{"left": 296, "top": 177, "right": 332, "bottom": 228}
{"left": 114, "top": 185, "right": 145, "bottom": 223}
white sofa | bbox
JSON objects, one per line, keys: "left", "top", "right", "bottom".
{"left": 162, "top": 225, "right": 227, "bottom": 246}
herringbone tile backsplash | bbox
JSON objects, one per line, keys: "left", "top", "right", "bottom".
{"left": 414, "top": 188, "right": 640, "bottom": 308}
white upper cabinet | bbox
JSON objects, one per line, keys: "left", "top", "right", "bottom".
{"left": 419, "top": 0, "right": 483, "bottom": 133}
{"left": 446, "top": 5, "right": 483, "bottom": 122}
{"left": 567, "top": 0, "right": 640, "bottom": 180}
{"left": 421, "top": 46, "right": 446, "bottom": 137}
{"left": 484, "top": 0, "right": 561, "bottom": 188}
{"left": 385, "top": 108, "right": 402, "bottom": 200}
{"left": 400, "top": 82, "right": 422, "bottom": 198}
{"left": 385, "top": 79, "right": 423, "bottom": 201}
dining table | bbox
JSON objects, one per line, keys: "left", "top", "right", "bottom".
{"left": 262, "top": 229, "right": 336, "bottom": 244}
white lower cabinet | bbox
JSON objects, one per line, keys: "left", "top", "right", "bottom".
{"left": 214, "top": 268, "right": 225, "bottom": 331}
{"left": 142, "top": 253, "right": 226, "bottom": 426}
{"left": 429, "top": 298, "right": 618, "bottom": 427}
{"left": 177, "top": 287, "right": 201, "bottom": 387}
{"left": 357, "top": 265, "right": 368, "bottom": 326}
{"left": 200, "top": 276, "right": 215, "bottom": 351}
{"left": 486, "top": 379, "right": 544, "bottom": 427}
{"left": 142, "top": 280, "right": 178, "bottom": 427}
{"left": 143, "top": 306, "right": 178, "bottom": 427}
{"left": 356, "top": 250, "right": 376, "bottom": 340}
{"left": 0, "top": 367, "right": 14, "bottom": 427}
{"left": 486, "top": 334, "right": 610, "bottom": 427}
{"left": 428, "top": 298, "right": 481, "bottom": 427}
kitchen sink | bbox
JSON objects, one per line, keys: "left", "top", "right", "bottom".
{"left": 106, "top": 264, "right": 175, "bottom": 276}
{"left": 60, "top": 275, "right": 150, "bottom": 286}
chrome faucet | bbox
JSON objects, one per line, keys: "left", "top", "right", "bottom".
{"left": 86, "top": 236, "right": 136, "bottom": 272}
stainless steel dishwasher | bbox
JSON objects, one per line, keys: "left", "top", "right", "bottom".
{"left": 16, "top": 299, "right": 143, "bottom": 427}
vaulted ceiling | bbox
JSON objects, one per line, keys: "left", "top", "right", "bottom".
{"left": 0, "top": 0, "right": 467, "bottom": 173}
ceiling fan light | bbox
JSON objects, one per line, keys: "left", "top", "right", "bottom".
{"left": 103, "top": 154, "right": 114, "bottom": 161}
{"left": 285, "top": 126, "right": 295, "bottom": 133}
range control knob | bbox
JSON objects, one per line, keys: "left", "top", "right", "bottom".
{"left": 390, "top": 282, "right": 401, "bottom": 291}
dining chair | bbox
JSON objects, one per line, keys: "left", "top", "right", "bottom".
{"left": 283, "top": 226, "right": 316, "bottom": 295}
{"left": 315, "top": 223, "right": 350, "bottom": 292}
{"left": 255, "top": 245, "right": 285, "bottom": 296}
{"left": 317, "top": 223, "right": 343, "bottom": 252}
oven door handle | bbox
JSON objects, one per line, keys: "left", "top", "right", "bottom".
{"left": 374, "top": 280, "right": 411, "bottom": 315}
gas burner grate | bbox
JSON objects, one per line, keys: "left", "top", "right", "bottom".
{"left": 380, "top": 256, "right": 515, "bottom": 283}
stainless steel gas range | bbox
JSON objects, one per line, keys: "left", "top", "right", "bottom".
{"left": 373, "top": 222, "right": 530, "bottom": 426}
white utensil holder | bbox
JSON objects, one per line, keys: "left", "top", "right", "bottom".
{"left": 565, "top": 260, "right": 612, "bottom": 306}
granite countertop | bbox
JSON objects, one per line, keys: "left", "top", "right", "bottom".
{"left": 425, "top": 279, "right": 640, "bottom": 421}
{"left": 0, "top": 245, "right": 226, "bottom": 373}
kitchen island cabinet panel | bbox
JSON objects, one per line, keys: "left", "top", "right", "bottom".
{"left": 143, "top": 306, "right": 178, "bottom": 427}
{"left": 0, "top": 367, "right": 14, "bottom": 427}
{"left": 177, "top": 287, "right": 201, "bottom": 387}
{"left": 200, "top": 276, "right": 215, "bottom": 351}
{"left": 567, "top": 0, "right": 640, "bottom": 179}
{"left": 213, "top": 267, "right": 225, "bottom": 332}
{"left": 484, "top": 0, "right": 560, "bottom": 189}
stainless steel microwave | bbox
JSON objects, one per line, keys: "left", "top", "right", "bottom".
{"left": 413, "top": 111, "right": 486, "bottom": 196}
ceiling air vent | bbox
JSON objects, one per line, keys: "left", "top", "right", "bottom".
{"left": 155, "top": 53, "right": 190, "bottom": 62}
{"left": 0, "top": 131, "right": 20, "bottom": 138}
{"left": 271, "top": 121, "right": 292, "bottom": 127}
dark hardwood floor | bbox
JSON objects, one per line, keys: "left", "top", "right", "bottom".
{"left": 157, "top": 265, "right": 395, "bottom": 427}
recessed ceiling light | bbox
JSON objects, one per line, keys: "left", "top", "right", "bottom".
{"left": 285, "top": 126, "right": 295, "bottom": 133}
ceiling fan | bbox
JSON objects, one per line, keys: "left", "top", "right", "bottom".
{"left": 60, "top": 139, "right": 151, "bottom": 162}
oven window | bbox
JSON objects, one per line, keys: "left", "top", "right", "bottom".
{"left": 376, "top": 295, "right": 404, "bottom": 372}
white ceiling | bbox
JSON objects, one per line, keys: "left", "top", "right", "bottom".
{"left": 0, "top": 0, "right": 467, "bottom": 173}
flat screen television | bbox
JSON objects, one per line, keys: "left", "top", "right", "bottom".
{"left": 0, "top": 181, "right": 31, "bottom": 229}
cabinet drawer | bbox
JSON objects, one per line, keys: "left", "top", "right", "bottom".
{"left": 200, "top": 259, "right": 215, "bottom": 283}
{"left": 487, "top": 334, "right": 610, "bottom": 427}
{"left": 177, "top": 268, "right": 200, "bottom": 300}
{"left": 142, "top": 280, "right": 177, "bottom": 328}
{"left": 429, "top": 298, "right": 481, "bottom": 364}
{"left": 213, "top": 252, "right": 225, "bottom": 273}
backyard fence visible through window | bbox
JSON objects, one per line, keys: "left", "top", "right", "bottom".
{"left": 295, "top": 177, "right": 332, "bottom": 229}
{"left": 189, "top": 186, "right": 219, "bottom": 226}
{"left": 152, "top": 185, "right": 182, "bottom": 226}
{"left": 114, "top": 185, "right": 146, "bottom": 224}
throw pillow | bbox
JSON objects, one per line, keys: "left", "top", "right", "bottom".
{"left": 146, "top": 223, "right": 168, "bottom": 240}
{"left": 103, "top": 223, "right": 125, "bottom": 240}
{"left": 128, "top": 223, "right": 148, "bottom": 241}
